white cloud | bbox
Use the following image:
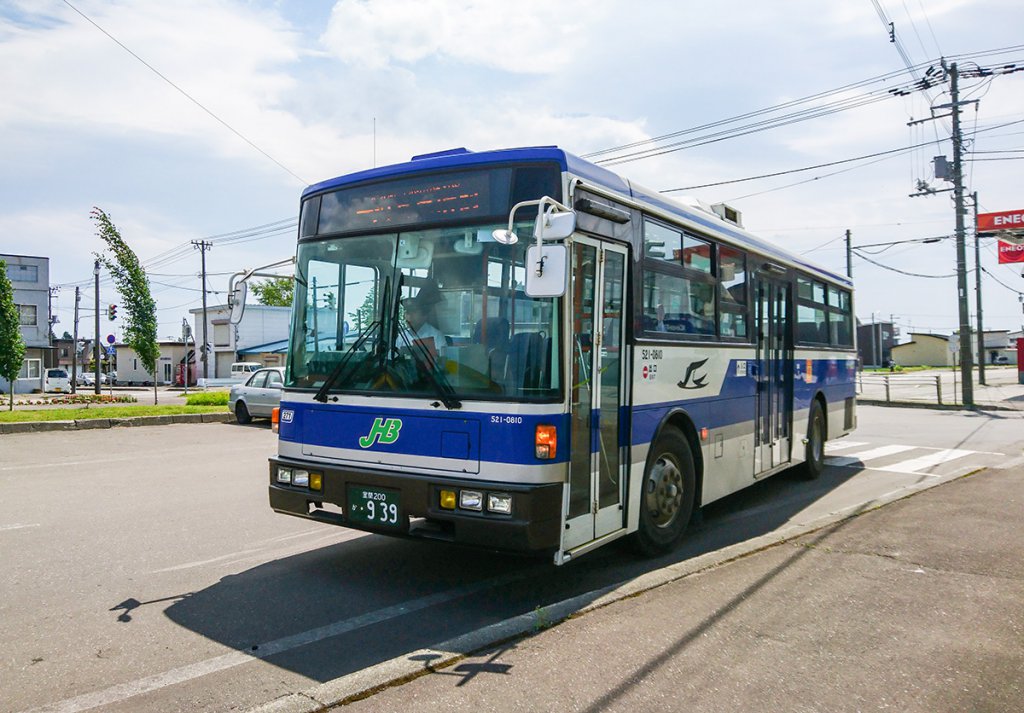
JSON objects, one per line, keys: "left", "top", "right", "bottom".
{"left": 320, "top": 0, "right": 612, "bottom": 73}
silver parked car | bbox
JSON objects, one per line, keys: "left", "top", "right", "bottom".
{"left": 228, "top": 367, "right": 284, "bottom": 424}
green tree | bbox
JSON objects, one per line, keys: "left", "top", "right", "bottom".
{"left": 0, "top": 259, "right": 27, "bottom": 410}
{"left": 250, "top": 277, "right": 294, "bottom": 307}
{"left": 91, "top": 208, "right": 160, "bottom": 403}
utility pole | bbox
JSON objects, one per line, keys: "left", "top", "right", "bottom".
{"left": 947, "top": 62, "right": 974, "bottom": 407}
{"left": 969, "top": 191, "right": 987, "bottom": 386}
{"left": 845, "top": 229, "right": 853, "bottom": 278}
{"left": 71, "top": 286, "right": 80, "bottom": 394}
{"left": 972, "top": 191, "right": 986, "bottom": 386}
{"left": 47, "top": 286, "right": 59, "bottom": 365}
{"left": 192, "top": 240, "right": 212, "bottom": 380}
{"left": 93, "top": 260, "right": 101, "bottom": 395}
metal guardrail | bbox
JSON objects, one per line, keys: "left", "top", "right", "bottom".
{"left": 857, "top": 373, "right": 945, "bottom": 405}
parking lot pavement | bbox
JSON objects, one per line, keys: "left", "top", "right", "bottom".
{"left": 338, "top": 467, "right": 1024, "bottom": 713}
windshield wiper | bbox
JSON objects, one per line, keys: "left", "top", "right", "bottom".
{"left": 312, "top": 320, "right": 380, "bottom": 402}
{"left": 398, "top": 328, "right": 462, "bottom": 410}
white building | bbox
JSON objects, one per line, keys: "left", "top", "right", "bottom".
{"left": 188, "top": 304, "right": 291, "bottom": 379}
{"left": 1, "top": 254, "right": 53, "bottom": 394}
{"left": 115, "top": 341, "right": 193, "bottom": 385}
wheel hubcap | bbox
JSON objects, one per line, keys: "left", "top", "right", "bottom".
{"left": 645, "top": 456, "right": 683, "bottom": 528}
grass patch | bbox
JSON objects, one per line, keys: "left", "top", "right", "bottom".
{"left": 0, "top": 404, "right": 227, "bottom": 423}
{"left": 185, "top": 391, "right": 230, "bottom": 406}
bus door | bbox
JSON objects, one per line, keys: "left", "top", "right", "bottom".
{"left": 564, "top": 238, "right": 629, "bottom": 550}
{"left": 754, "top": 276, "right": 793, "bottom": 474}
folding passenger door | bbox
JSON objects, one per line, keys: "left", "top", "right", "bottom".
{"left": 563, "top": 238, "right": 629, "bottom": 551}
{"left": 754, "top": 276, "right": 793, "bottom": 474}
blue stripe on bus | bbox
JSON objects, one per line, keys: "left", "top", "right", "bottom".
{"left": 278, "top": 401, "right": 572, "bottom": 466}
{"left": 280, "top": 359, "right": 855, "bottom": 465}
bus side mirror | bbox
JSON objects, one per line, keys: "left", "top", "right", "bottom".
{"left": 534, "top": 209, "right": 575, "bottom": 241}
{"left": 228, "top": 280, "right": 247, "bottom": 325}
{"left": 525, "top": 244, "right": 568, "bottom": 297}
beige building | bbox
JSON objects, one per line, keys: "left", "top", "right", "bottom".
{"left": 891, "top": 333, "right": 953, "bottom": 367}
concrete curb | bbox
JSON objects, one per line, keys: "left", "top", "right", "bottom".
{"left": 0, "top": 411, "right": 234, "bottom": 434}
{"left": 858, "top": 398, "right": 1019, "bottom": 412}
{"left": 247, "top": 467, "right": 975, "bottom": 713}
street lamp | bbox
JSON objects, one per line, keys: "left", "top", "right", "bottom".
{"left": 93, "top": 260, "right": 101, "bottom": 395}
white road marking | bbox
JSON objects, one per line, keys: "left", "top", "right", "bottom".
{"left": 884, "top": 448, "right": 976, "bottom": 474}
{"left": 826, "top": 444, "right": 918, "bottom": 467}
{"left": 22, "top": 568, "right": 540, "bottom": 713}
{"left": 824, "top": 440, "right": 868, "bottom": 452}
{"left": 0, "top": 523, "right": 40, "bottom": 532}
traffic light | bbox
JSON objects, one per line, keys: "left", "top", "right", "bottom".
{"left": 108, "top": 304, "right": 117, "bottom": 320}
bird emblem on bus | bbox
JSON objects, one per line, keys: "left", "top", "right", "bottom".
{"left": 677, "top": 358, "right": 710, "bottom": 390}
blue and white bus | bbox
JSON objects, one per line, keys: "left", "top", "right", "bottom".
{"left": 268, "top": 146, "right": 856, "bottom": 564}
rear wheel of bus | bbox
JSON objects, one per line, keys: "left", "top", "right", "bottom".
{"left": 634, "top": 426, "right": 695, "bottom": 556}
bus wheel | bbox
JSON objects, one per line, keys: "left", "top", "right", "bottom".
{"left": 634, "top": 427, "right": 695, "bottom": 556}
{"left": 235, "top": 401, "right": 252, "bottom": 425}
{"left": 800, "top": 400, "right": 826, "bottom": 480}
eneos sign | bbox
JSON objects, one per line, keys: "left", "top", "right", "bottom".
{"left": 977, "top": 209, "right": 1024, "bottom": 264}
{"left": 997, "top": 240, "right": 1024, "bottom": 264}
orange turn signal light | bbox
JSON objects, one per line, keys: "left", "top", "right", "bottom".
{"left": 271, "top": 407, "right": 280, "bottom": 433}
{"left": 535, "top": 424, "right": 557, "bottom": 460}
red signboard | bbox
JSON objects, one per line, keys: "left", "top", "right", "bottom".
{"left": 997, "top": 240, "right": 1024, "bottom": 264}
{"left": 977, "top": 209, "right": 1024, "bottom": 233}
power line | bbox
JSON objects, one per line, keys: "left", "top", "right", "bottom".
{"left": 851, "top": 249, "right": 956, "bottom": 278}
{"left": 60, "top": 0, "right": 307, "bottom": 185}
{"left": 981, "top": 265, "right": 1024, "bottom": 296}
{"left": 662, "top": 137, "right": 942, "bottom": 193}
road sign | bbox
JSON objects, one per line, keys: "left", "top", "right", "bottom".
{"left": 106, "top": 345, "right": 115, "bottom": 356}
{"left": 106, "top": 334, "right": 115, "bottom": 344}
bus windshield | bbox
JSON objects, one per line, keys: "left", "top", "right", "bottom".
{"left": 286, "top": 222, "right": 562, "bottom": 402}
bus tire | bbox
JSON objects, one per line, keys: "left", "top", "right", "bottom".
{"left": 235, "top": 401, "right": 252, "bottom": 425}
{"left": 800, "top": 400, "right": 826, "bottom": 480}
{"left": 633, "top": 427, "right": 695, "bottom": 556}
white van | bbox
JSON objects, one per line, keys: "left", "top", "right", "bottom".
{"left": 231, "top": 362, "right": 262, "bottom": 379}
{"left": 43, "top": 368, "right": 71, "bottom": 393}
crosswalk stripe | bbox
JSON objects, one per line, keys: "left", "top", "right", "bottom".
{"left": 826, "top": 444, "right": 918, "bottom": 467}
{"left": 824, "top": 441, "right": 868, "bottom": 452}
{"left": 884, "top": 448, "right": 976, "bottom": 474}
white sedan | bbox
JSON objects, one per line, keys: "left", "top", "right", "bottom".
{"left": 228, "top": 367, "right": 285, "bottom": 424}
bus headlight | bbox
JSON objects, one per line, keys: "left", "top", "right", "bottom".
{"left": 487, "top": 493, "right": 513, "bottom": 515}
{"left": 293, "top": 469, "right": 310, "bottom": 487}
{"left": 276, "top": 467, "right": 292, "bottom": 484}
{"left": 459, "top": 490, "right": 483, "bottom": 511}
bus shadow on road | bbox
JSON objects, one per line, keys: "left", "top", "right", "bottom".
{"left": 161, "top": 462, "right": 862, "bottom": 686}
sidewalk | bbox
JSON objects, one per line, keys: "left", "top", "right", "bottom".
{"left": 328, "top": 466, "right": 1024, "bottom": 712}
{"left": 859, "top": 366, "right": 1024, "bottom": 411}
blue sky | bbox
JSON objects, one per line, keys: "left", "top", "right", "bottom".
{"left": 1, "top": 0, "right": 1022, "bottom": 339}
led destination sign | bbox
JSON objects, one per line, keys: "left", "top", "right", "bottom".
{"left": 315, "top": 171, "right": 492, "bottom": 235}
{"left": 303, "top": 165, "right": 561, "bottom": 237}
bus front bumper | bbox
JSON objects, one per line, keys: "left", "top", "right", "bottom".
{"left": 268, "top": 456, "right": 563, "bottom": 554}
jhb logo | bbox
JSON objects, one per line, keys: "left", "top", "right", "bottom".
{"left": 359, "top": 417, "right": 403, "bottom": 448}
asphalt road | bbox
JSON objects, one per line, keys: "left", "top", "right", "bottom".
{"left": 1, "top": 405, "right": 1022, "bottom": 713}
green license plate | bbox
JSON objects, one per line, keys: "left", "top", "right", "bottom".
{"left": 347, "top": 485, "right": 402, "bottom": 528}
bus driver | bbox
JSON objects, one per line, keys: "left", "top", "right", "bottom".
{"left": 401, "top": 283, "right": 448, "bottom": 364}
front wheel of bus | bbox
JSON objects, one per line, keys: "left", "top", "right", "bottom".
{"left": 634, "top": 427, "right": 695, "bottom": 556}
